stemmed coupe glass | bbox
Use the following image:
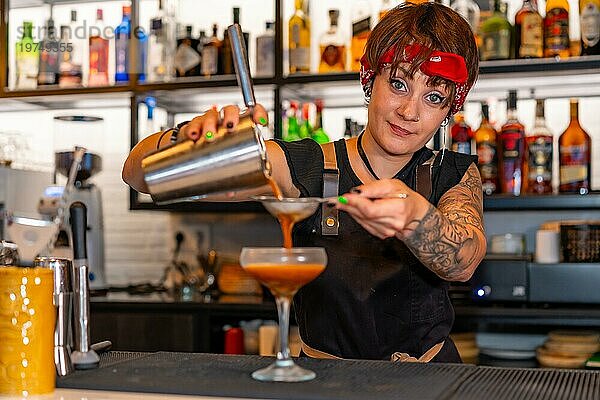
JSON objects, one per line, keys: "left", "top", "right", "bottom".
{"left": 239, "top": 247, "right": 327, "bottom": 382}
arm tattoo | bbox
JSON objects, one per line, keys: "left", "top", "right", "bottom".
{"left": 402, "top": 164, "right": 486, "bottom": 281}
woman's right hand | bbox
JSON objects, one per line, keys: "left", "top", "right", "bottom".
{"left": 179, "top": 104, "right": 269, "bottom": 141}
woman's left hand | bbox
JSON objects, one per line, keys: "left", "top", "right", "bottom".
{"left": 334, "top": 179, "right": 432, "bottom": 240}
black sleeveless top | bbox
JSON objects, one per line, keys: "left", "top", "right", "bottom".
{"left": 274, "top": 138, "right": 477, "bottom": 362}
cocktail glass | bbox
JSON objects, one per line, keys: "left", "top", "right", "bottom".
{"left": 239, "top": 247, "right": 327, "bottom": 382}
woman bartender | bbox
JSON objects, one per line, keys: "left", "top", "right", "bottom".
{"left": 123, "top": 2, "right": 486, "bottom": 363}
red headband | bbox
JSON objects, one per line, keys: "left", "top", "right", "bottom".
{"left": 359, "top": 44, "right": 471, "bottom": 115}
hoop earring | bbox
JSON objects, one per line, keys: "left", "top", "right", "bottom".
{"left": 440, "top": 116, "right": 450, "bottom": 127}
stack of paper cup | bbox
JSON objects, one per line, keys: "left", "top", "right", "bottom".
{"left": 535, "top": 230, "right": 561, "bottom": 264}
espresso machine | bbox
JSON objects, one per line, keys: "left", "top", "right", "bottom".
{"left": 39, "top": 151, "right": 106, "bottom": 289}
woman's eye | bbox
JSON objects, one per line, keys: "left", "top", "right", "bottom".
{"left": 389, "top": 79, "right": 407, "bottom": 92}
{"left": 426, "top": 92, "right": 446, "bottom": 104}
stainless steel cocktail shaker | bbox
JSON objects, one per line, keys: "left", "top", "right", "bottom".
{"left": 34, "top": 256, "right": 74, "bottom": 376}
{"left": 142, "top": 24, "right": 271, "bottom": 204}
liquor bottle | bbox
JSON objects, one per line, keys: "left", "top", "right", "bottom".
{"left": 451, "top": 0, "right": 481, "bottom": 38}
{"left": 289, "top": 0, "right": 311, "bottom": 74}
{"left": 201, "top": 24, "right": 221, "bottom": 77}
{"left": 525, "top": 99, "right": 553, "bottom": 194}
{"left": 256, "top": 22, "right": 275, "bottom": 77}
{"left": 559, "top": 99, "right": 591, "bottom": 194}
{"left": 147, "top": 0, "right": 177, "bottom": 82}
{"left": 312, "top": 100, "right": 330, "bottom": 144}
{"left": 318, "top": 9, "right": 346, "bottom": 73}
{"left": 15, "top": 21, "right": 39, "bottom": 89}
{"left": 480, "top": 0, "right": 512, "bottom": 60}
{"left": 544, "top": 0, "right": 570, "bottom": 58}
{"left": 285, "top": 102, "right": 302, "bottom": 142}
{"left": 350, "top": 1, "right": 371, "bottom": 72}
{"left": 580, "top": 0, "right": 600, "bottom": 55}
{"left": 515, "top": 0, "right": 543, "bottom": 58}
{"left": 58, "top": 15, "right": 83, "bottom": 88}
{"left": 475, "top": 102, "right": 499, "bottom": 195}
{"left": 136, "top": 21, "right": 148, "bottom": 83}
{"left": 450, "top": 106, "right": 474, "bottom": 155}
{"left": 115, "top": 6, "right": 132, "bottom": 83}
{"left": 499, "top": 90, "right": 525, "bottom": 196}
{"left": 88, "top": 9, "right": 110, "bottom": 87}
{"left": 38, "top": 18, "right": 60, "bottom": 86}
{"left": 299, "top": 103, "right": 313, "bottom": 139}
{"left": 221, "top": 8, "right": 250, "bottom": 75}
{"left": 175, "top": 25, "right": 201, "bottom": 77}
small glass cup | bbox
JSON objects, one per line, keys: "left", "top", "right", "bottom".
{"left": 239, "top": 247, "right": 327, "bottom": 382}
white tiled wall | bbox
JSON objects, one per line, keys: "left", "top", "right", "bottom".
{"left": 0, "top": 106, "right": 173, "bottom": 285}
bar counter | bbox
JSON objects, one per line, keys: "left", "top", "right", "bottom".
{"left": 53, "top": 351, "right": 600, "bottom": 400}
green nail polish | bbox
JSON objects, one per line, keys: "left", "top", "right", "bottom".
{"left": 205, "top": 131, "right": 214, "bottom": 139}
{"left": 259, "top": 117, "right": 267, "bottom": 126}
{"left": 338, "top": 196, "right": 348, "bottom": 205}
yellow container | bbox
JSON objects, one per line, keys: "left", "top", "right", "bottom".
{"left": 0, "top": 267, "right": 55, "bottom": 396}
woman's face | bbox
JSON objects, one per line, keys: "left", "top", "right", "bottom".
{"left": 366, "top": 64, "right": 451, "bottom": 156}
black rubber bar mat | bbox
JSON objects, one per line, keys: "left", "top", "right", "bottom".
{"left": 445, "top": 365, "right": 600, "bottom": 400}
{"left": 97, "top": 351, "right": 149, "bottom": 369}
{"left": 58, "top": 352, "right": 474, "bottom": 400}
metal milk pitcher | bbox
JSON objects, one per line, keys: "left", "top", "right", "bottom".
{"left": 142, "top": 24, "right": 271, "bottom": 205}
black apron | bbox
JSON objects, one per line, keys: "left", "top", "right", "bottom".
{"left": 274, "top": 138, "right": 477, "bottom": 362}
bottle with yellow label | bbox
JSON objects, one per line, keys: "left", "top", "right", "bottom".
{"left": 515, "top": 0, "right": 543, "bottom": 58}
{"left": 289, "top": 0, "right": 311, "bottom": 74}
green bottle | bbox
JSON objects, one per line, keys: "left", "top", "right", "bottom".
{"left": 480, "top": 0, "right": 513, "bottom": 60}
{"left": 285, "top": 102, "right": 301, "bottom": 142}
{"left": 311, "top": 99, "right": 330, "bottom": 144}
{"left": 15, "top": 21, "right": 39, "bottom": 89}
{"left": 299, "top": 103, "right": 312, "bottom": 139}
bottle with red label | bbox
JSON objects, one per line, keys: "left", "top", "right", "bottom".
{"left": 475, "top": 102, "right": 499, "bottom": 195}
{"left": 559, "top": 99, "right": 591, "bottom": 194}
{"left": 499, "top": 90, "right": 525, "bottom": 196}
{"left": 451, "top": 106, "right": 474, "bottom": 155}
{"left": 525, "top": 99, "right": 553, "bottom": 194}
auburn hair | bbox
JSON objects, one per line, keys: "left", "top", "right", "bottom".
{"left": 364, "top": 2, "right": 479, "bottom": 108}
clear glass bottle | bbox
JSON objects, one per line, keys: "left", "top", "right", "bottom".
{"left": 88, "top": 9, "right": 110, "bottom": 87}
{"left": 559, "top": 99, "right": 591, "bottom": 194}
{"left": 544, "top": 0, "right": 570, "bottom": 58}
{"left": 58, "top": 10, "right": 83, "bottom": 87}
{"left": 115, "top": 5, "right": 132, "bottom": 83}
{"left": 451, "top": 0, "right": 481, "bottom": 37}
{"left": 475, "top": 102, "right": 499, "bottom": 195}
{"left": 175, "top": 25, "right": 200, "bottom": 77}
{"left": 201, "top": 24, "right": 220, "bottom": 77}
{"left": 318, "top": 9, "right": 346, "bottom": 73}
{"left": 15, "top": 21, "right": 39, "bottom": 89}
{"left": 499, "top": 90, "right": 525, "bottom": 196}
{"left": 256, "top": 21, "right": 275, "bottom": 77}
{"left": 148, "top": 0, "right": 177, "bottom": 82}
{"left": 515, "top": 0, "right": 543, "bottom": 58}
{"left": 289, "top": 0, "right": 311, "bottom": 74}
{"left": 525, "top": 99, "right": 553, "bottom": 194}
{"left": 38, "top": 18, "right": 60, "bottom": 86}
{"left": 580, "top": 0, "right": 600, "bottom": 55}
{"left": 350, "top": 1, "right": 371, "bottom": 72}
{"left": 480, "top": 0, "right": 512, "bottom": 60}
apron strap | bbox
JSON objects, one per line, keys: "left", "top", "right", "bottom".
{"left": 300, "top": 336, "right": 342, "bottom": 359}
{"left": 321, "top": 142, "right": 339, "bottom": 236}
{"left": 415, "top": 151, "right": 438, "bottom": 200}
